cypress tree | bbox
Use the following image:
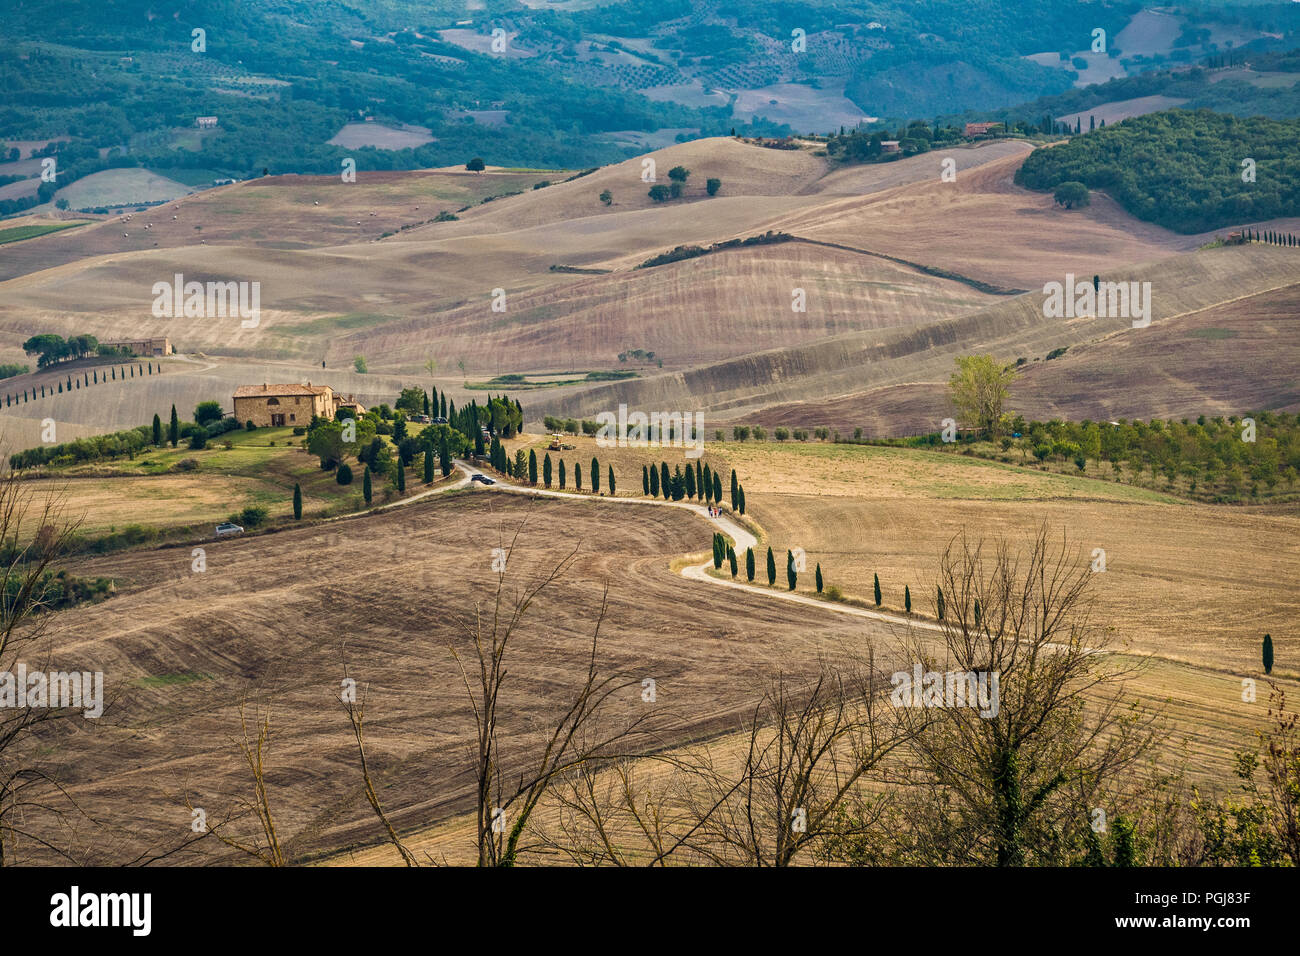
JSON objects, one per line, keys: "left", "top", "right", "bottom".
{"left": 152, "top": 413, "right": 162, "bottom": 445}
{"left": 905, "top": 585, "right": 912, "bottom": 614}
{"left": 293, "top": 483, "right": 303, "bottom": 519}
{"left": 737, "top": 485, "right": 746, "bottom": 514}
{"left": 424, "top": 447, "right": 435, "bottom": 483}
{"left": 975, "top": 599, "right": 982, "bottom": 627}
{"left": 730, "top": 470, "right": 738, "bottom": 508}
{"left": 529, "top": 449, "right": 538, "bottom": 485}
{"left": 766, "top": 547, "right": 776, "bottom": 586}
{"left": 608, "top": 465, "right": 615, "bottom": 496}
{"left": 575, "top": 462, "right": 582, "bottom": 491}
{"left": 440, "top": 393, "right": 447, "bottom": 418}
{"left": 397, "top": 463, "right": 406, "bottom": 492}
{"left": 746, "top": 547, "right": 755, "bottom": 582}
{"left": 695, "top": 461, "right": 703, "bottom": 499}
{"left": 873, "top": 573, "right": 881, "bottom": 607}
{"left": 703, "top": 463, "right": 712, "bottom": 501}
{"left": 684, "top": 462, "right": 696, "bottom": 499}
{"left": 424, "top": 392, "right": 430, "bottom": 416}
{"left": 815, "top": 563, "right": 823, "bottom": 593}
{"left": 713, "top": 472, "right": 722, "bottom": 503}
{"left": 660, "top": 463, "right": 670, "bottom": 499}
{"left": 169, "top": 405, "right": 179, "bottom": 447}
{"left": 559, "top": 459, "right": 567, "bottom": 489}
{"left": 936, "top": 586, "right": 945, "bottom": 621}
{"left": 713, "top": 534, "right": 724, "bottom": 570}
{"left": 649, "top": 463, "right": 659, "bottom": 496}
{"left": 642, "top": 464, "right": 649, "bottom": 495}
{"left": 363, "top": 467, "right": 373, "bottom": 504}
{"left": 591, "top": 457, "right": 600, "bottom": 493}
{"left": 786, "top": 550, "right": 797, "bottom": 590}
{"left": 1263, "top": 633, "right": 1274, "bottom": 675}
{"left": 544, "top": 453, "right": 553, "bottom": 488}
{"left": 728, "top": 546, "right": 737, "bottom": 577}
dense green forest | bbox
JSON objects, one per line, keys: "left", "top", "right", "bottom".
{"left": 1014, "top": 108, "right": 1300, "bottom": 232}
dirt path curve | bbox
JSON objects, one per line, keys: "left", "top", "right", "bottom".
{"left": 447, "top": 459, "right": 949, "bottom": 638}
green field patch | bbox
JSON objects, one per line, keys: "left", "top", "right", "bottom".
{"left": 466, "top": 369, "right": 638, "bottom": 390}
{"left": 1187, "top": 327, "right": 1239, "bottom": 340}
{"left": 0, "top": 221, "right": 91, "bottom": 245}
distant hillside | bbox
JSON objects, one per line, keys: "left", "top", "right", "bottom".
{"left": 1014, "top": 108, "right": 1300, "bottom": 232}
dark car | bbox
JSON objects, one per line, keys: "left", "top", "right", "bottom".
{"left": 471, "top": 474, "right": 496, "bottom": 485}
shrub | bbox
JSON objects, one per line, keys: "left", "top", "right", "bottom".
{"left": 188, "top": 427, "right": 208, "bottom": 450}
{"left": 174, "top": 458, "right": 199, "bottom": 472}
{"left": 236, "top": 506, "right": 268, "bottom": 528}
{"left": 337, "top": 463, "right": 353, "bottom": 485}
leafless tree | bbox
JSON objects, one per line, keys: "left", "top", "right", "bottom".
{"left": 0, "top": 474, "right": 84, "bottom": 865}
{"left": 183, "top": 702, "right": 286, "bottom": 866}
{"left": 892, "top": 524, "right": 1160, "bottom": 865}
{"left": 449, "top": 526, "right": 657, "bottom": 866}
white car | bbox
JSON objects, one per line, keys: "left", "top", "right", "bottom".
{"left": 215, "top": 522, "right": 244, "bottom": 537}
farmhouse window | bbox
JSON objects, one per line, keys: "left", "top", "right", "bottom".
{"left": 267, "top": 397, "right": 280, "bottom": 405}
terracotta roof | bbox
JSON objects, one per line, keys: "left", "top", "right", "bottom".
{"left": 233, "top": 383, "right": 333, "bottom": 398}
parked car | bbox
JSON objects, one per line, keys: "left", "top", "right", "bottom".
{"left": 471, "top": 474, "right": 495, "bottom": 485}
{"left": 215, "top": 522, "right": 244, "bottom": 537}
{"left": 432, "top": 416, "right": 448, "bottom": 425}
{"left": 416, "top": 415, "right": 431, "bottom": 424}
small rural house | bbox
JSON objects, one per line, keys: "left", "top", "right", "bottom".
{"left": 232, "top": 383, "right": 365, "bottom": 428}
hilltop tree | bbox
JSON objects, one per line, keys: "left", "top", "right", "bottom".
{"left": 293, "top": 483, "right": 302, "bottom": 519}
{"left": 905, "top": 585, "right": 912, "bottom": 614}
{"left": 169, "top": 405, "right": 179, "bottom": 447}
{"left": 746, "top": 547, "right": 756, "bottom": 582}
{"left": 949, "top": 354, "right": 1016, "bottom": 438}
{"left": 1264, "top": 634, "right": 1274, "bottom": 675}
{"left": 766, "top": 547, "right": 776, "bottom": 587}
{"left": 815, "top": 563, "right": 823, "bottom": 593}
{"left": 874, "top": 573, "right": 882, "bottom": 607}
{"left": 786, "top": 550, "right": 797, "bottom": 590}
{"left": 466, "top": 157, "right": 485, "bottom": 172}
{"left": 1053, "top": 181, "right": 1091, "bottom": 209}
{"left": 608, "top": 465, "right": 615, "bottom": 496}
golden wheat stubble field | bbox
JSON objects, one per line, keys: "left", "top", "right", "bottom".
{"left": 30, "top": 493, "right": 889, "bottom": 865}
{"left": 706, "top": 441, "right": 1298, "bottom": 778}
